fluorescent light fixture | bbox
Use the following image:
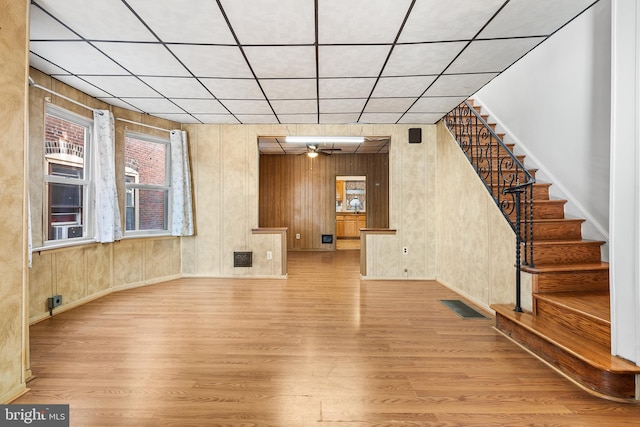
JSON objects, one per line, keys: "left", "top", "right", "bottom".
{"left": 285, "top": 136, "right": 365, "bottom": 144}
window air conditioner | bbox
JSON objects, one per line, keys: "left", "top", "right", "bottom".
{"left": 52, "top": 223, "right": 83, "bottom": 239}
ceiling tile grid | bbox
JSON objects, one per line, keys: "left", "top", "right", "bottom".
{"left": 29, "top": 0, "right": 597, "bottom": 125}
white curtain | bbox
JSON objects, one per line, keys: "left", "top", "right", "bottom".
{"left": 93, "top": 110, "right": 122, "bottom": 242}
{"left": 170, "top": 130, "right": 194, "bottom": 236}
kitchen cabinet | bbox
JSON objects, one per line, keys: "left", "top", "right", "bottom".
{"left": 336, "top": 213, "right": 366, "bottom": 238}
{"left": 336, "top": 180, "right": 344, "bottom": 201}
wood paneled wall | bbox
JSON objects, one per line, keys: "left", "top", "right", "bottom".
{"left": 259, "top": 153, "right": 389, "bottom": 250}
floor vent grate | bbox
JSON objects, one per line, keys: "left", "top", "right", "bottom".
{"left": 440, "top": 299, "right": 488, "bottom": 319}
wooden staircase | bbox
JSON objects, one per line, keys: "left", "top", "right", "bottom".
{"left": 462, "top": 100, "right": 640, "bottom": 401}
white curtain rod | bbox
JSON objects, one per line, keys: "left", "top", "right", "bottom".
{"left": 28, "top": 77, "right": 172, "bottom": 132}
{"left": 29, "top": 79, "right": 103, "bottom": 114}
{"left": 115, "top": 117, "right": 171, "bottom": 133}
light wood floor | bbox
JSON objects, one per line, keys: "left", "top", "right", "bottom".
{"left": 336, "top": 238, "right": 360, "bottom": 250}
{"left": 16, "top": 251, "right": 640, "bottom": 426}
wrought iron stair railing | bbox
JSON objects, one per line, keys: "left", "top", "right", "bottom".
{"left": 444, "top": 101, "right": 535, "bottom": 312}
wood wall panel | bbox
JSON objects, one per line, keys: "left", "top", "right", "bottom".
{"left": 259, "top": 153, "right": 389, "bottom": 250}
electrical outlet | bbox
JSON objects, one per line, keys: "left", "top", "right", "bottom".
{"left": 266, "top": 251, "right": 272, "bottom": 260}
{"left": 402, "top": 247, "right": 408, "bottom": 254}
{"left": 296, "top": 233, "right": 301, "bottom": 239}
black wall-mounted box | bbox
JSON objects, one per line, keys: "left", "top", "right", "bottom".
{"left": 408, "top": 128, "right": 422, "bottom": 144}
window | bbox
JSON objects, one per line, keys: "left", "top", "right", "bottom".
{"left": 44, "top": 105, "right": 92, "bottom": 242}
{"left": 124, "top": 132, "right": 170, "bottom": 233}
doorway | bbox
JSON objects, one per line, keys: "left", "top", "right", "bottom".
{"left": 336, "top": 175, "right": 366, "bottom": 250}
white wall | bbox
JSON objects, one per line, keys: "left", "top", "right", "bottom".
{"left": 475, "top": 0, "right": 611, "bottom": 259}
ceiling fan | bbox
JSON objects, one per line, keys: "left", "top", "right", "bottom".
{"left": 302, "top": 144, "right": 342, "bottom": 157}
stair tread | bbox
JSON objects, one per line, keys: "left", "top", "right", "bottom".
{"left": 534, "top": 291, "right": 610, "bottom": 323}
{"left": 523, "top": 261, "right": 609, "bottom": 273}
{"left": 493, "top": 304, "right": 640, "bottom": 374}
{"left": 532, "top": 239, "right": 604, "bottom": 246}
{"left": 531, "top": 218, "right": 585, "bottom": 224}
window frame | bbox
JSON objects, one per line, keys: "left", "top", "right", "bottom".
{"left": 123, "top": 131, "right": 172, "bottom": 237}
{"left": 43, "top": 104, "right": 94, "bottom": 246}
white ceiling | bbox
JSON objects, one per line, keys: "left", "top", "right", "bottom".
{"left": 30, "top": 0, "right": 597, "bottom": 126}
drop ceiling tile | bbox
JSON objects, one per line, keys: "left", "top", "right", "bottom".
{"left": 447, "top": 38, "right": 544, "bottom": 74}
{"left": 320, "top": 113, "right": 360, "bottom": 124}
{"left": 244, "top": 46, "right": 316, "bottom": 79}
{"left": 383, "top": 42, "right": 466, "bottom": 76}
{"left": 372, "top": 76, "right": 437, "bottom": 98}
{"left": 319, "top": 78, "right": 377, "bottom": 99}
{"left": 271, "top": 100, "right": 317, "bottom": 115}
{"left": 220, "top": 0, "right": 315, "bottom": 45}
{"left": 260, "top": 146, "right": 286, "bottom": 154}
{"left": 235, "top": 114, "right": 279, "bottom": 124}
{"left": 151, "top": 113, "right": 201, "bottom": 124}
{"left": 364, "top": 98, "right": 415, "bottom": 113}
{"left": 140, "top": 77, "right": 211, "bottom": 98}
{"left": 319, "top": 45, "right": 391, "bottom": 78}
{"left": 399, "top": 0, "right": 505, "bottom": 43}
{"left": 123, "top": 98, "right": 185, "bottom": 114}
{"left": 30, "top": 41, "right": 127, "bottom": 75}
{"left": 397, "top": 113, "right": 445, "bottom": 124}
{"left": 126, "top": 0, "right": 235, "bottom": 44}
{"left": 479, "top": 0, "right": 595, "bottom": 39}
{"left": 318, "top": 0, "right": 413, "bottom": 44}
{"left": 30, "top": 4, "right": 80, "bottom": 40}
{"left": 54, "top": 75, "right": 111, "bottom": 98}
{"left": 319, "top": 99, "right": 367, "bottom": 114}
{"left": 408, "top": 96, "right": 467, "bottom": 113}
{"left": 223, "top": 100, "right": 274, "bottom": 115}
{"left": 277, "top": 114, "right": 319, "bottom": 124}
{"left": 260, "top": 79, "right": 317, "bottom": 100}
{"left": 170, "top": 98, "right": 228, "bottom": 114}
{"left": 82, "top": 76, "right": 159, "bottom": 97}
{"left": 193, "top": 114, "right": 240, "bottom": 124}
{"left": 259, "top": 141, "right": 282, "bottom": 149}
{"left": 29, "top": 53, "right": 71, "bottom": 76}
{"left": 93, "top": 42, "right": 189, "bottom": 77}
{"left": 423, "top": 73, "right": 498, "bottom": 97}
{"left": 35, "top": 0, "right": 156, "bottom": 41}
{"left": 359, "top": 112, "right": 403, "bottom": 124}
{"left": 201, "top": 79, "right": 264, "bottom": 100}
{"left": 97, "top": 97, "right": 144, "bottom": 112}
{"left": 169, "top": 45, "right": 253, "bottom": 78}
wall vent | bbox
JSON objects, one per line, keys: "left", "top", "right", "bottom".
{"left": 233, "top": 251, "right": 252, "bottom": 267}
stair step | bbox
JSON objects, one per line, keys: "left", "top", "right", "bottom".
{"left": 532, "top": 240, "right": 604, "bottom": 265}
{"left": 449, "top": 121, "right": 497, "bottom": 131}
{"left": 522, "top": 262, "right": 610, "bottom": 293}
{"left": 533, "top": 291, "right": 610, "bottom": 348}
{"left": 530, "top": 218, "right": 583, "bottom": 240}
{"left": 469, "top": 154, "right": 527, "bottom": 169}
{"left": 488, "top": 168, "right": 537, "bottom": 181}
{"left": 504, "top": 199, "right": 566, "bottom": 221}
{"left": 493, "top": 303, "right": 640, "bottom": 400}
{"left": 491, "top": 182, "right": 551, "bottom": 200}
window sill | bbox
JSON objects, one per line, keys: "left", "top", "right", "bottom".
{"left": 33, "top": 238, "right": 98, "bottom": 253}
{"left": 122, "top": 231, "right": 174, "bottom": 240}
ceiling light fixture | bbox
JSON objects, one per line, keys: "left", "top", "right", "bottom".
{"left": 307, "top": 151, "right": 319, "bottom": 158}
{"left": 285, "top": 136, "right": 365, "bottom": 144}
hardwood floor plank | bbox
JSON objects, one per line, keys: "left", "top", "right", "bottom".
{"left": 15, "top": 250, "right": 640, "bottom": 426}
